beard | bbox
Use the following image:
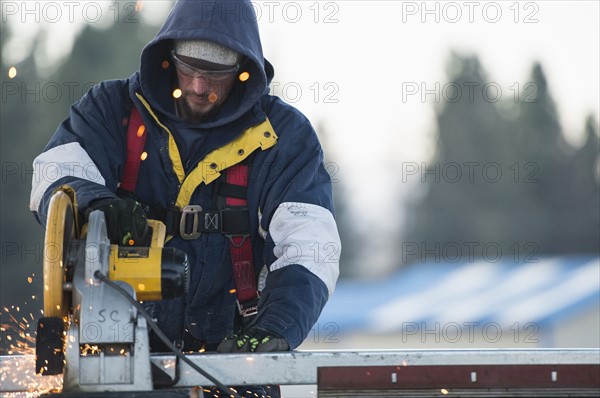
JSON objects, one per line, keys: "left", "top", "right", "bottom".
{"left": 177, "top": 92, "right": 221, "bottom": 124}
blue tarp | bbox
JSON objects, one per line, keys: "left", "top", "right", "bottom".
{"left": 318, "top": 256, "right": 600, "bottom": 334}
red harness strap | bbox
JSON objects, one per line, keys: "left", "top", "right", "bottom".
{"left": 225, "top": 165, "right": 259, "bottom": 317}
{"left": 120, "top": 106, "right": 146, "bottom": 192}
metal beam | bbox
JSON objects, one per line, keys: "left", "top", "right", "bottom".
{"left": 1, "top": 349, "right": 599, "bottom": 392}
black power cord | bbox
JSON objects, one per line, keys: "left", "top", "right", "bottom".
{"left": 94, "top": 270, "right": 242, "bottom": 398}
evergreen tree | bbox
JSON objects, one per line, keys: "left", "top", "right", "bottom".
{"left": 561, "top": 116, "right": 600, "bottom": 252}
{"left": 405, "top": 53, "right": 514, "bottom": 262}
{"left": 403, "top": 54, "right": 600, "bottom": 266}
{"left": 511, "top": 63, "right": 571, "bottom": 252}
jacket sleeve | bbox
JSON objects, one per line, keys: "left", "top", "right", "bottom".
{"left": 249, "top": 99, "right": 341, "bottom": 349}
{"left": 30, "top": 80, "right": 127, "bottom": 226}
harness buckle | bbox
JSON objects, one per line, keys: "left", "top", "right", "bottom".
{"left": 237, "top": 296, "right": 259, "bottom": 318}
{"left": 179, "top": 205, "right": 202, "bottom": 240}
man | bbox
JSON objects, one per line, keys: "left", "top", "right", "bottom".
{"left": 30, "top": 0, "right": 340, "bottom": 396}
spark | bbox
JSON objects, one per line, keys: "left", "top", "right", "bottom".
{"left": 173, "top": 89, "right": 182, "bottom": 99}
{"left": 80, "top": 344, "right": 101, "bottom": 356}
{"left": 441, "top": 388, "right": 449, "bottom": 394}
{"left": 208, "top": 92, "right": 218, "bottom": 103}
{"left": 27, "top": 277, "right": 33, "bottom": 284}
{"left": 8, "top": 66, "right": 17, "bottom": 79}
{"left": 1, "top": 306, "right": 63, "bottom": 396}
{"left": 239, "top": 71, "right": 250, "bottom": 82}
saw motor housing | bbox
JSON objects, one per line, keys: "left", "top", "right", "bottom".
{"left": 35, "top": 190, "right": 189, "bottom": 392}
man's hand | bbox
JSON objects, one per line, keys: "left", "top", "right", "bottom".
{"left": 85, "top": 198, "right": 148, "bottom": 246}
{"left": 217, "top": 327, "right": 289, "bottom": 353}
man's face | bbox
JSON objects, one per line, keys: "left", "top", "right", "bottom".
{"left": 173, "top": 53, "right": 238, "bottom": 123}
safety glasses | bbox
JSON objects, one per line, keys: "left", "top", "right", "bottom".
{"left": 171, "top": 51, "right": 239, "bottom": 83}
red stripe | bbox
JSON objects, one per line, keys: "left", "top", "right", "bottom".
{"left": 318, "top": 365, "right": 600, "bottom": 390}
{"left": 120, "top": 107, "right": 146, "bottom": 192}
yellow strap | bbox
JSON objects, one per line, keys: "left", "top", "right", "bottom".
{"left": 176, "top": 118, "right": 277, "bottom": 209}
{"left": 135, "top": 93, "right": 185, "bottom": 184}
{"left": 133, "top": 93, "right": 277, "bottom": 210}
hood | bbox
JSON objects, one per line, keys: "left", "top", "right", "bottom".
{"left": 138, "top": 0, "right": 274, "bottom": 128}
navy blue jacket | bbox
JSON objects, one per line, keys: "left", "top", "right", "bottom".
{"left": 30, "top": 0, "right": 340, "bottom": 349}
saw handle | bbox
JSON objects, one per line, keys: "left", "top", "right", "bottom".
{"left": 85, "top": 197, "right": 149, "bottom": 246}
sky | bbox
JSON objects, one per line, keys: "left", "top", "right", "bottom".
{"left": 2, "top": 0, "right": 599, "bottom": 272}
